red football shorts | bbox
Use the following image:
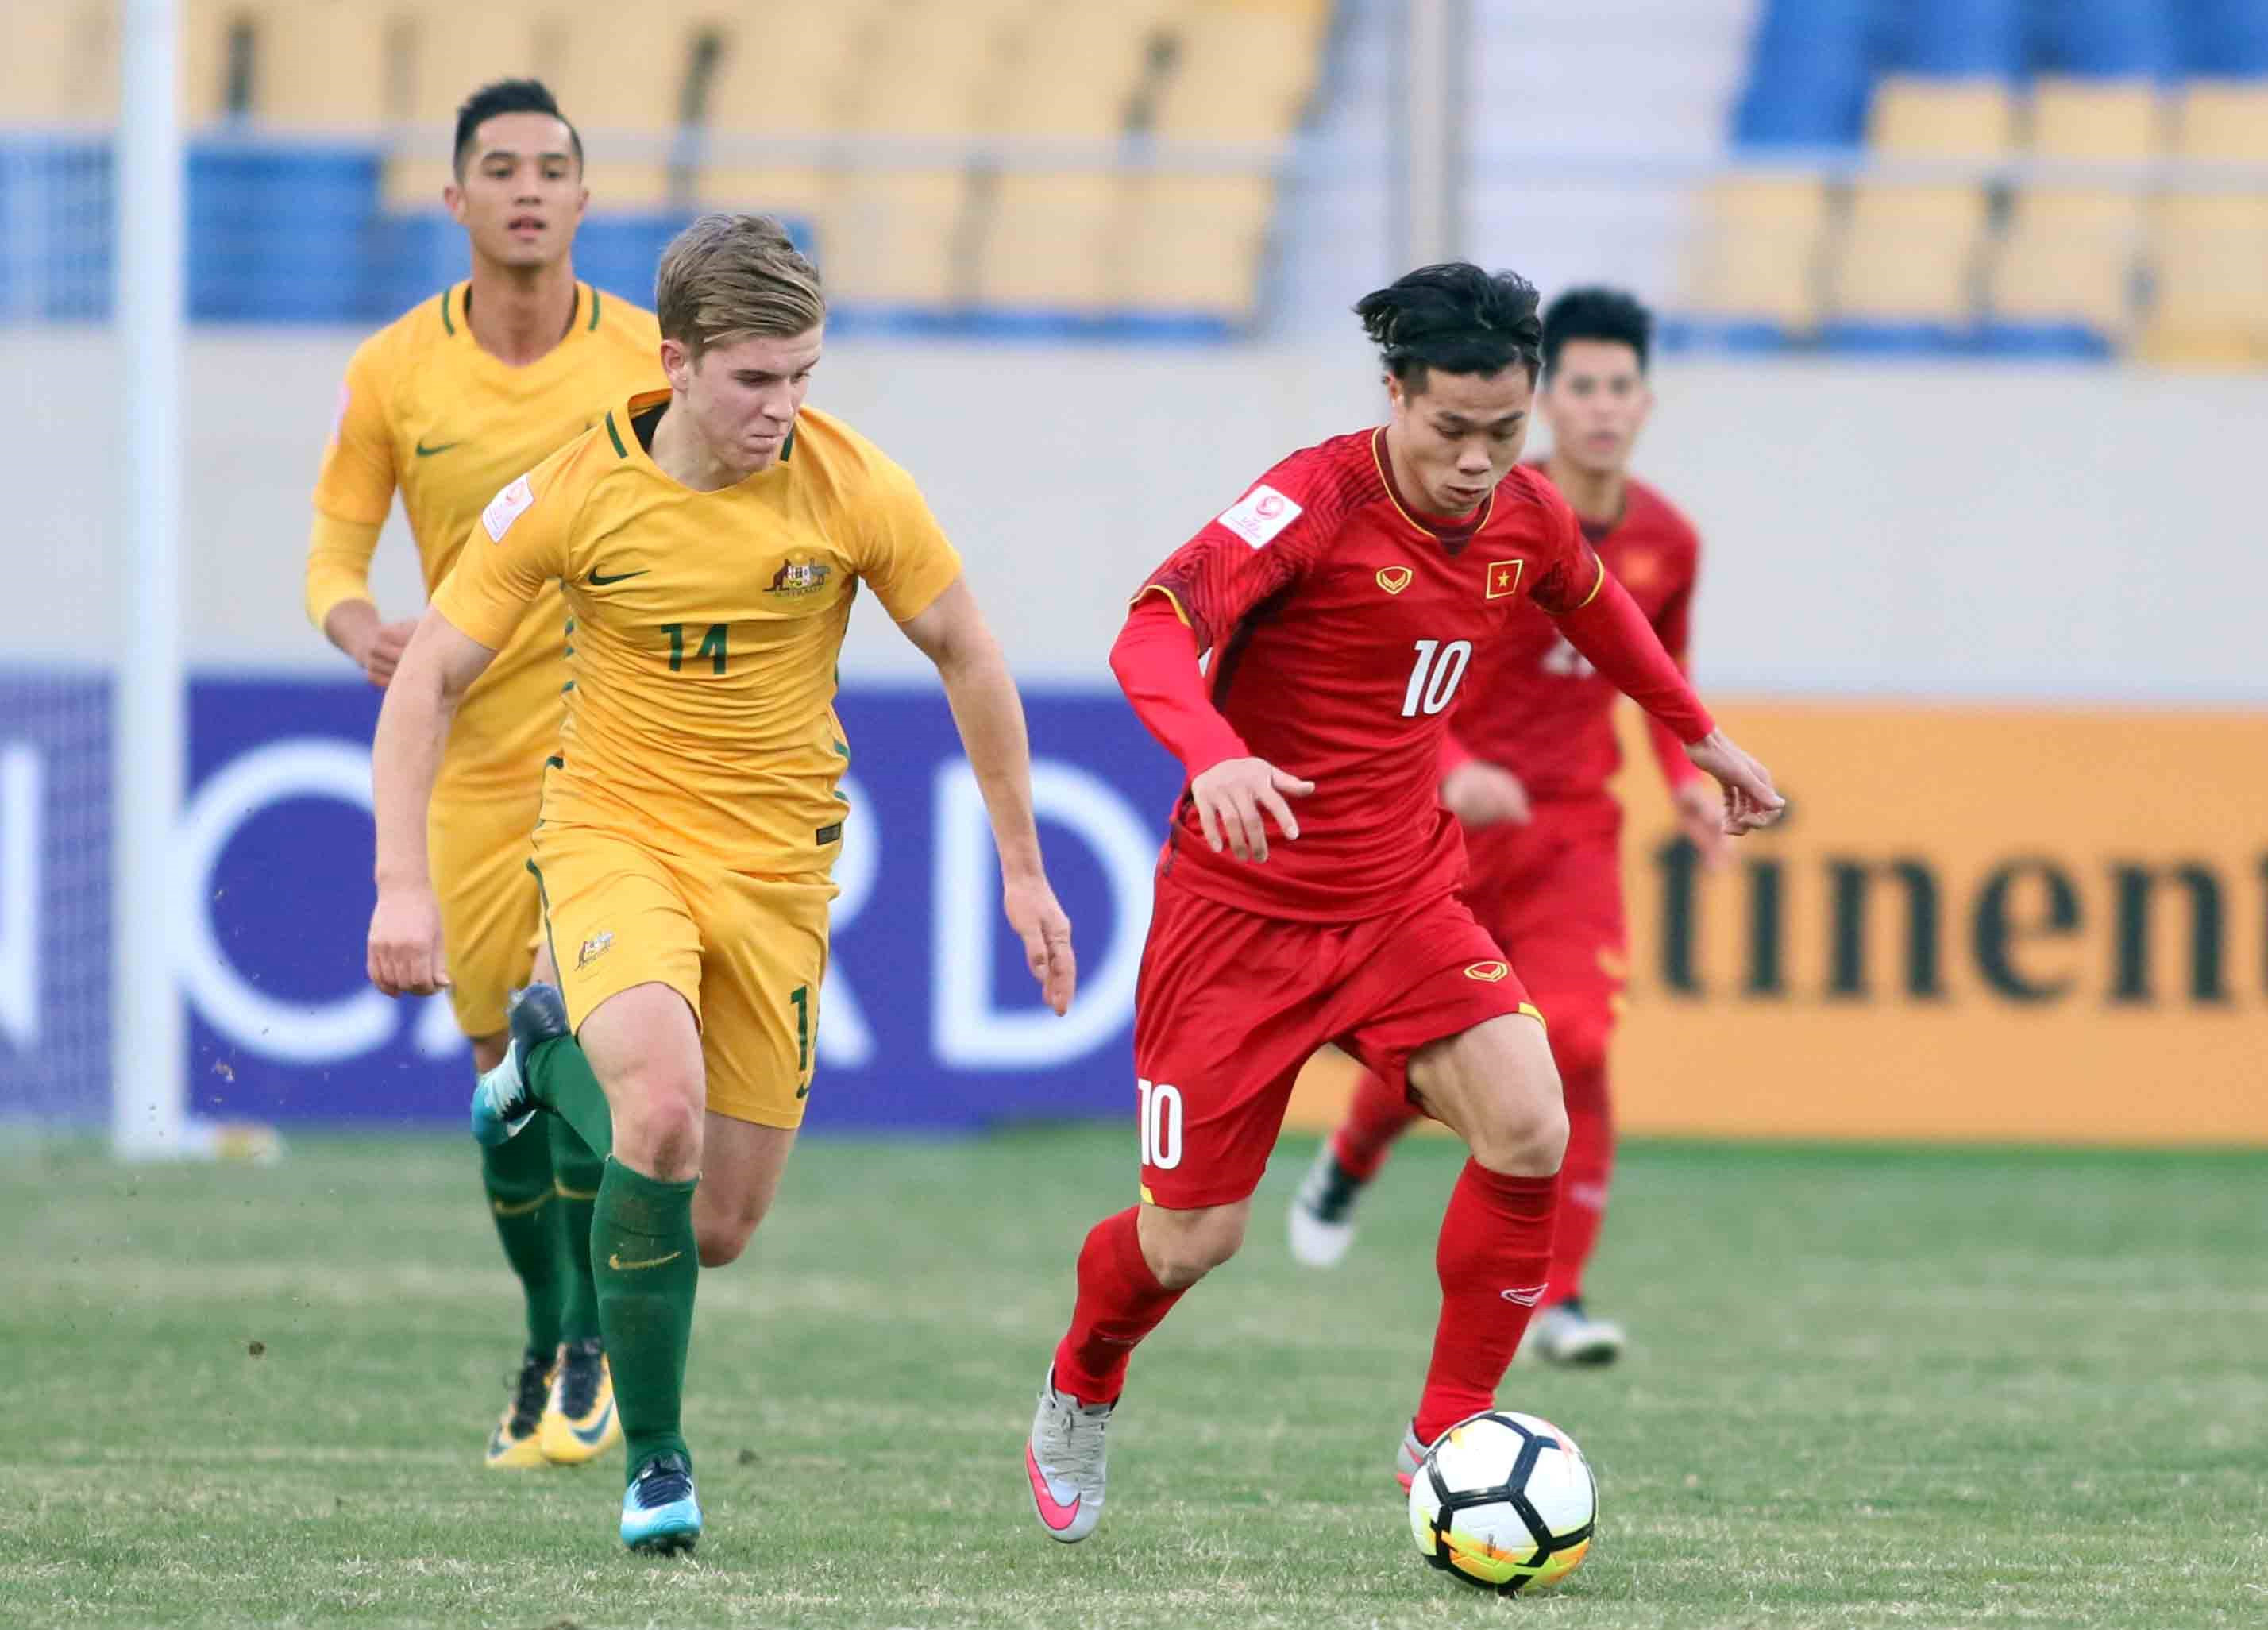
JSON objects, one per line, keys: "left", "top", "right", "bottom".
{"left": 1460, "top": 793, "right": 1627, "bottom": 1047}
{"left": 1131, "top": 875, "right": 1541, "bottom": 1209}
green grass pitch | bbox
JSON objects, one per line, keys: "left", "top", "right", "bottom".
{"left": 5, "top": 1126, "right": 2263, "bottom": 1628}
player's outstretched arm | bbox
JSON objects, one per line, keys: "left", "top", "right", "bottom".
{"left": 1556, "top": 572, "right": 1784, "bottom": 837}
{"left": 367, "top": 610, "right": 499, "bottom": 998}
{"left": 897, "top": 578, "right": 1077, "bottom": 1016}
{"left": 1108, "top": 598, "right": 1312, "bottom": 863}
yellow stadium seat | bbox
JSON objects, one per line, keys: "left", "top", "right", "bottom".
{"left": 2170, "top": 80, "right": 2268, "bottom": 159}
{"left": 550, "top": 3, "right": 700, "bottom": 207}
{"left": 1988, "top": 80, "right": 2158, "bottom": 335}
{"left": 179, "top": 0, "right": 253, "bottom": 126}
{"left": 1827, "top": 80, "right": 2014, "bottom": 326}
{"left": 1681, "top": 175, "right": 1829, "bottom": 330}
{"left": 382, "top": 5, "right": 551, "bottom": 209}
{"left": 1150, "top": 4, "right": 1326, "bottom": 142}
{"left": 2139, "top": 193, "right": 2268, "bottom": 367}
{"left": 986, "top": 6, "right": 1167, "bottom": 138}
{"left": 1113, "top": 173, "right": 1274, "bottom": 323}
{"left": 2139, "top": 83, "right": 2268, "bottom": 365}
{"left": 2028, "top": 78, "right": 2159, "bottom": 157}
{"left": 840, "top": 0, "right": 1023, "bottom": 137}
{"left": 974, "top": 174, "right": 1120, "bottom": 313}
{"left": 0, "top": 1, "right": 116, "bottom": 122}
{"left": 178, "top": 1, "right": 395, "bottom": 131}
{"left": 1989, "top": 193, "right": 2142, "bottom": 332}
{"left": 693, "top": 3, "right": 879, "bottom": 235}
{"left": 819, "top": 171, "right": 971, "bottom": 308}
{"left": 1867, "top": 76, "right": 2018, "bottom": 156}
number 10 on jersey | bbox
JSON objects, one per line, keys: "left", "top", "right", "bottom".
{"left": 1402, "top": 638, "right": 1473, "bottom": 717}
{"left": 1136, "top": 1077, "right": 1182, "bottom": 1169}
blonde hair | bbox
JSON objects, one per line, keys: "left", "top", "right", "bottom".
{"left": 654, "top": 212, "right": 826, "bottom": 357}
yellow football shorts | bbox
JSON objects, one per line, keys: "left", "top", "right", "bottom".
{"left": 427, "top": 772, "right": 545, "bottom": 1040}
{"left": 526, "top": 824, "right": 836, "bottom": 1129}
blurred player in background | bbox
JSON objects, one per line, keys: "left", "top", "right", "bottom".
{"left": 1023, "top": 265, "right": 1781, "bottom": 1543}
{"left": 1288, "top": 288, "right": 1721, "bottom": 1369}
{"left": 307, "top": 79, "right": 662, "bottom": 1469}
{"left": 366, "top": 213, "right": 1078, "bottom": 1553}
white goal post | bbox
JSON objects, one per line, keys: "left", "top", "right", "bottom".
{"left": 110, "top": 0, "right": 195, "bottom": 1159}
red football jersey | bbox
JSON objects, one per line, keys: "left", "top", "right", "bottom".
{"left": 1136, "top": 427, "right": 1603, "bottom": 921}
{"left": 1448, "top": 469, "right": 1702, "bottom": 802}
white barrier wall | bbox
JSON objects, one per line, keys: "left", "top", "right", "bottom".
{"left": 10, "top": 330, "right": 2266, "bottom": 701}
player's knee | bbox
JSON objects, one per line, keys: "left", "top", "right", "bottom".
{"left": 695, "top": 1215, "right": 754, "bottom": 1269}
{"left": 1140, "top": 1204, "right": 1247, "bottom": 1289}
{"left": 1465, "top": 1068, "right": 1569, "bottom": 1176}
{"left": 615, "top": 1075, "right": 704, "bottom": 1180}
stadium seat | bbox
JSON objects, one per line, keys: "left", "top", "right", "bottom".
{"left": 2139, "top": 83, "right": 2268, "bottom": 365}
{"left": 1889, "top": 0, "right": 2024, "bottom": 79}
{"left": 550, "top": 4, "right": 703, "bottom": 207}
{"left": 2034, "top": 0, "right": 2172, "bottom": 79}
{"left": 2166, "top": 79, "right": 2268, "bottom": 158}
{"left": 1681, "top": 174, "right": 1830, "bottom": 336}
{"left": 0, "top": 1, "right": 115, "bottom": 122}
{"left": 693, "top": 3, "right": 877, "bottom": 228}
{"left": 380, "top": 4, "right": 551, "bottom": 209}
{"left": 1827, "top": 79, "right": 2015, "bottom": 336}
{"left": 1148, "top": 2, "right": 1327, "bottom": 142}
{"left": 816, "top": 171, "right": 971, "bottom": 310}
{"left": 970, "top": 8, "right": 1165, "bottom": 315}
{"left": 1734, "top": 0, "right": 1876, "bottom": 149}
{"left": 243, "top": 2, "right": 395, "bottom": 131}
{"left": 974, "top": 175, "right": 1122, "bottom": 316}
{"left": 1113, "top": 173, "right": 1275, "bottom": 326}
{"left": 1987, "top": 80, "right": 2159, "bottom": 343}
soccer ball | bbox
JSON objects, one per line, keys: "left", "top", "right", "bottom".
{"left": 1407, "top": 1410, "right": 1596, "bottom": 1594}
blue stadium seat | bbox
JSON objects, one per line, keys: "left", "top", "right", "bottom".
{"left": 1733, "top": 0, "right": 1876, "bottom": 149}
{"left": 2180, "top": 0, "right": 2268, "bottom": 75}
{"left": 1890, "top": 0, "right": 2023, "bottom": 79}
{"left": 2035, "top": 1, "right": 2173, "bottom": 79}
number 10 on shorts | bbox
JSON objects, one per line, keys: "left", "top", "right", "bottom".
{"left": 1136, "top": 1077, "right": 1183, "bottom": 1170}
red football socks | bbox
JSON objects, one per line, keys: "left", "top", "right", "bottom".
{"left": 1333, "top": 1068, "right": 1426, "bottom": 1182}
{"left": 1051, "top": 1207, "right": 1187, "bottom": 1406}
{"left": 1414, "top": 1161, "right": 1560, "bottom": 1444}
{"left": 1547, "top": 1054, "right": 1614, "bottom": 1304}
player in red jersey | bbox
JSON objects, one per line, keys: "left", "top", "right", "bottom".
{"left": 1287, "top": 287, "right": 1723, "bottom": 1369}
{"left": 1022, "top": 265, "right": 1783, "bottom": 1541}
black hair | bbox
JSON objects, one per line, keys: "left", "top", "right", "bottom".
{"left": 1541, "top": 285, "right": 1653, "bottom": 377}
{"left": 452, "top": 78, "right": 583, "bottom": 177}
{"left": 1353, "top": 262, "right": 1544, "bottom": 392}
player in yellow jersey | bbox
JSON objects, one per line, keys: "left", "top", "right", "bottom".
{"left": 364, "top": 212, "right": 1078, "bottom": 1553}
{"left": 307, "top": 79, "right": 659, "bottom": 1471}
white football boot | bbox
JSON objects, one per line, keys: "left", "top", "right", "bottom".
{"left": 1024, "top": 1367, "right": 1113, "bottom": 1543}
{"left": 1286, "top": 1142, "right": 1365, "bottom": 1268}
{"left": 1519, "top": 1300, "right": 1627, "bottom": 1367}
{"left": 1394, "top": 1419, "right": 1431, "bottom": 1493}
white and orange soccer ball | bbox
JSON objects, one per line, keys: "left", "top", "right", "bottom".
{"left": 1407, "top": 1410, "right": 1596, "bottom": 1595}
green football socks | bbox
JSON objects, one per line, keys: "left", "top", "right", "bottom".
{"left": 592, "top": 1157, "right": 700, "bottom": 1481}
{"left": 478, "top": 1124, "right": 566, "bottom": 1356}
{"left": 523, "top": 1032, "right": 615, "bottom": 1161}
{"left": 548, "top": 1116, "right": 606, "bottom": 1346}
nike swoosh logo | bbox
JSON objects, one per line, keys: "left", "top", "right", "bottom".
{"left": 1024, "top": 1440, "right": 1082, "bottom": 1531}
{"left": 608, "top": 1249, "right": 682, "bottom": 1272}
{"left": 588, "top": 568, "right": 648, "bottom": 585}
{"left": 569, "top": 1397, "right": 616, "bottom": 1447}
{"left": 414, "top": 438, "right": 461, "bottom": 457}
{"left": 490, "top": 1192, "right": 551, "bottom": 1217}
{"left": 1500, "top": 1284, "right": 1549, "bottom": 1306}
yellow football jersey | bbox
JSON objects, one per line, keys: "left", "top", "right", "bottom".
{"left": 432, "top": 388, "right": 965, "bottom": 870}
{"left": 307, "top": 281, "right": 664, "bottom": 790}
